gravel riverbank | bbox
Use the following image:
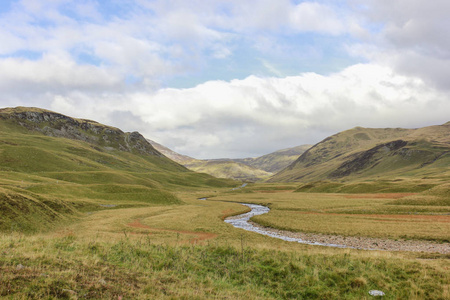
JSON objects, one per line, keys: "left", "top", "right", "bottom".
{"left": 225, "top": 203, "right": 449, "bottom": 254}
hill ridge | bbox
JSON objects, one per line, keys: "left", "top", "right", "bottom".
{"left": 271, "top": 122, "right": 450, "bottom": 182}
{"left": 148, "top": 139, "right": 311, "bottom": 182}
{"left": 0, "top": 106, "right": 162, "bottom": 157}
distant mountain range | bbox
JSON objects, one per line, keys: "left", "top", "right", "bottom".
{"left": 148, "top": 140, "right": 311, "bottom": 182}
{"left": 270, "top": 122, "right": 450, "bottom": 183}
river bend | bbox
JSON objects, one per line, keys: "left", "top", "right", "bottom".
{"left": 224, "top": 203, "right": 450, "bottom": 253}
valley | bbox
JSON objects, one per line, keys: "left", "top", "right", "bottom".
{"left": 0, "top": 107, "right": 449, "bottom": 299}
{"left": 149, "top": 139, "right": 311, "bottom": 182}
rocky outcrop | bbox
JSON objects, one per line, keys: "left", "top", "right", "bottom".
{"left": 0, "top": 107, "right": 162, "bottom": 156}
{"left": 329, "top": 140, "right": 408, "bottom": 178}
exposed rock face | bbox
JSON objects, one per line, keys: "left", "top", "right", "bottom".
{"left": 270, "top": 123, "right": 450, "bottom": 182}
{"left": 329, "top": 140, "right": 408, "bottom": 178}
{"left": 0, "top": 107, "right": 162, "bottom": 156}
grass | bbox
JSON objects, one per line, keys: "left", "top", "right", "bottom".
{"left": 185, "top": 159, "right": 273, "bottom": 182}
{"left": 0, "top": 118, "right": 236, "bottom": 233}
{"left": 0, "top": 184, "right": 449, "bottom": 298}
{"left": 0, "top": 108, "right": 449, "bottom": 298}
{"left": 294, "top": 179, "right": 437, "bottom": 194}
{"left": 1, "top": 230, "right": 448, "bottom": 299}
{"left": 271, "top": 124, "right": 450, "bottom": 183}
{"left": 213, "top": 184, "right": 450, "bottom": 242}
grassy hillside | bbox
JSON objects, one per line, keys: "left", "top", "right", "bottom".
{"left": 271, "top": 123, "right": 450, "bottom": 183}
{"left": 235, "top": 144, "right": 311, "bottom": 173}
{"left": 147, "top": 139, "right": 196, "bottom": 164}
{"left": 149, "top": 139, "right": 310, "bottom": 182}
{"left": 185, "top": 159, "right": 273, "bottom": 182}
{"left": 0, "top": 108, "right": 448, "bottom": 298}
{"left": 0, "top": 107, "right": 236, "bottom": 232}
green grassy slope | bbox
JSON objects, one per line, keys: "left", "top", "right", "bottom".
{"left": 149, "top": 139, "right": 273, "bottom": 182}
{"left": 0, "top": 107, "right": 235, "bottom": 232}
{"left": 270, "top": 123, "right": 450, "bottom": 183}
{"left": 235, "top": 144, "right": 312, "bottom": 173}
{"left": 184, "top": 159, "right": 273, "bottom": 182}
{"left": 149, "top": 139, "right": 310, "bottom": 182}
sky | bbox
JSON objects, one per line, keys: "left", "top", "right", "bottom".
{"left": 0, "top": 0, "right": 449, "bottom": 159}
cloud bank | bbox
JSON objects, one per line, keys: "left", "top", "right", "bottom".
{"left": 0, "top": 0, "right": 449, "bottom": 158}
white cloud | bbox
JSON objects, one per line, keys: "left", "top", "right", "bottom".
{"left": 0, "top": 53, "right": 120, "bottom": 90}
{"left": 289, "top": 2, "right": 345, "bottom": 35}
{"left": 1, "top": 1, "right": 449, "bottom": 159}
{"left": 2, "top": 61, "right": 449, "bottom": 158}
{"left": 348, "top": 0, "right": 450, "bottom": 90}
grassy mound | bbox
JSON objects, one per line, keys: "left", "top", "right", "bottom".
{"left": 0, "top": 188, "right": 80, "bottom": 233}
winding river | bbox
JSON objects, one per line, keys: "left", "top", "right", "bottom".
{"left": 225, "top": 203, "right": 356, "bottom": 249}
{"left": 224, "top": 203, "right": 450, "bottom": 253}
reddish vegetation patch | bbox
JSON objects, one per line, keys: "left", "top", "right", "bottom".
{"left": 54, "top": 230, "right": 74, "bottom": 237}
{"left": 295, "top": 211, "right": 450, "bottom": 223}
{"left": 221, "top": 209, "right": 236, "bottom": 220}
{"left": 256, "top": 190, "right": 295, "bottom": 193}
{"left": 127, "top": 219, "right": 151, "bottom": 229}
{"left": 127, "top": 219, "right": 217, "bottom": 244}
{"left": 367, "top": 214, "right": 450, "bottom": 222}
{"left": 344, "top": 193, "right": 417, "bottom": 199}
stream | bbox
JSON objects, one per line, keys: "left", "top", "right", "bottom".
{"left": 224, "top": 203, "right": 358, "bottom": 249}
{"left": 224, "top": 203, "right": 450, "bottom": 254}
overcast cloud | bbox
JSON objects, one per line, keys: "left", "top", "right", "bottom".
{"left": 0, "top": 0, "right": 449, "bottom": 158}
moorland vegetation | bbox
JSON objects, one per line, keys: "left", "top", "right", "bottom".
{"left": 0, "top": 107, "right": 448, "bottom": 299}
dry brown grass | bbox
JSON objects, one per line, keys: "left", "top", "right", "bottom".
{"left": 213, "top": 190, "right": 450, "bottom": 242}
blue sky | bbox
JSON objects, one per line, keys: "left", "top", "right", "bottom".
{"left": 1, "top": 0, "right": 449, "bottom": 158}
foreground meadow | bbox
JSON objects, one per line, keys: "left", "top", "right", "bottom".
{"left": 1, "top": 185, "right": 449, "bottom": 299}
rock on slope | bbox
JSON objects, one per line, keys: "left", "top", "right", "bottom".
{"left": 1, "top": 106, "right": 162, "bottom": 157}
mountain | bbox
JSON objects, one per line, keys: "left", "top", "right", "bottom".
{"left": 147, "top": 139, "right": 196, "bottom": 164}
{"left": 234, "top": 145, "right": 312, "bottom": 173}
{"left": 184, "top": 159, "right": 273, "bottom": 182}
{"left": 0, "top": 107, "right": 235, "bottom": 232}
{"left": 149, "top": 139, "right": 310, "bottom": 182}
{"left": 270, "top": 123, "right": 450, "bottom": 183}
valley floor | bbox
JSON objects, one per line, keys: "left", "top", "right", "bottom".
{"left": 1, "top": 184, "right": 449, "bottom": 299}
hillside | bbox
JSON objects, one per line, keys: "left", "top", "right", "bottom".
{"left": 270, "top": 123, "right": 450, "bottom": 183}
{"left": 149, "top": 139, "right": 310, "bottom": 182}
{"left": 184, "top": 159, "right": 273, "bottom": 182}
{"left": 0, "top": 107, "right": 236, "bottom": 232}
{"left": 234, "top": 144, "right": 312, "bottom": 173}
{"left": 147, "top": 139, "right": 196, "bottom": 165}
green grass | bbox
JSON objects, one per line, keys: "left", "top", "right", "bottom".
{"left": 271, "top": 124, "right": 450, "bottom": 183}
{"left": 1, "top": 108, "right": 449, "bottom": 298}
{"left": 0, "top": 234, "right": 448, "bottom": 299}
{"left": 0, "top": 115, "right": 236, "bottom": 233}
{"left": 295, "top": 180, "right": 437, "bottom": 194}
{"left": 185, "top": 160, "right": 273, "bottom": 182}
{"left": 214, "top": 186, "right": 450, "bottom": 242}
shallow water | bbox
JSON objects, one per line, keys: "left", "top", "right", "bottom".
{"left": 225, "top": 203, "right": 358, "bottom": 249}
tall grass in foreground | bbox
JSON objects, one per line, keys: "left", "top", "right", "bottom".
{"left": 0, "top": 233, "right": 448, "bottom": 299}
